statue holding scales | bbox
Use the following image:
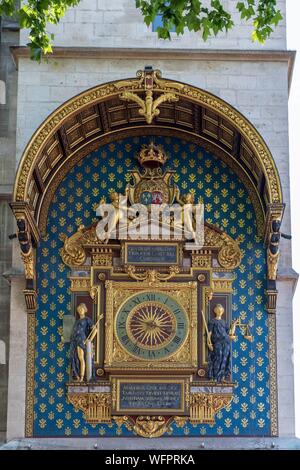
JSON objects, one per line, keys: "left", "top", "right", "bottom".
{"left": 202, "top": 304, "right": 238, "bottom": 383}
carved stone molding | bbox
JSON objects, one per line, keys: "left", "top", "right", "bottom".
{"left": 11, "top": 47, "right": 295, "bottom": 90}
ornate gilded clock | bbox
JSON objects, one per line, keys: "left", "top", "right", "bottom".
{"left": 115, "top": 291, "right": 188, "bottom": 361}
{"left": 105, "top": 280, "right": 198, "bottom": 371}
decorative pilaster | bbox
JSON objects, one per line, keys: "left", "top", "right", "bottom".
{"left": 10, "top": 202, "right": 40, "bottom": 313}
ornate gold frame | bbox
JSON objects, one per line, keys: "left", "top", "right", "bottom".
{"left": 112, "top": 376, "right": 189, "bottom": 415}
{"left": 123, "top": 241, "right": 181, "bottom": 266}
{"left": 105, "top": 280, "right": 198, "bottom": 371}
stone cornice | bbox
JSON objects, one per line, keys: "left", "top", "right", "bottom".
{"left": 10, "top": 46, "right": 296, "bottom": 88}
{"left": 277, "top": 268, "right": 299, "bottom": 295}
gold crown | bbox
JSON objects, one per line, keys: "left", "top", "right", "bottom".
{"left": 137, "top": 142, "right": 167, "bottom": 168}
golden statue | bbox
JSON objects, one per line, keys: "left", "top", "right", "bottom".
{"left": 174, "top": 188, "right": 197, "bottom": 240}
{"left": 97, "top": 186, "right": 136, "bottom": 243}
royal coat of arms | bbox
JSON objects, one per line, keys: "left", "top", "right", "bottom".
{"left": 127, "top": 141, "right": 177, "bottom": 206}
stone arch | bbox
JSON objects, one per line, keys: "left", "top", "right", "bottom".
{"left": 12, "top": 69, "right": 282, "bottom": 235}
{"left": 10, "top": 68, "right": 285, "bottom": 313}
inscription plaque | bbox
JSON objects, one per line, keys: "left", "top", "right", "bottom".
{"left": 113, "top": 378, "right": 187, "bottom": 415}
{"left": 121, "top": 383, "right": 181, "bottom": 409}
{"left": 125, "top": 243, "right": 178, "bottom": 265}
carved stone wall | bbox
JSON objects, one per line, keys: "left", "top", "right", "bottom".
{"left": 0, "top": 23, "right": 19, "bottom": 442}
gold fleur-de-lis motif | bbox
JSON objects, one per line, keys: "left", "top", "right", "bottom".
{"left": 32, "top": 136, "right": 271, "bottom": 437}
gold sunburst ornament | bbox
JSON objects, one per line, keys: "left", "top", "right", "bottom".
{"left": 127, "top": 302, "right": 176, "bottom": 349}
{"left": 114, "top": 290, "right": 189, "bottom": 361}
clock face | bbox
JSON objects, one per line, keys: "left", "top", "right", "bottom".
{"left": 115, "top": 291, "right": 188, "bottom": 360}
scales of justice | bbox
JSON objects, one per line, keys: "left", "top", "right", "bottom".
{"left": 61, "top": 142, "right": 252, "bottom": 438}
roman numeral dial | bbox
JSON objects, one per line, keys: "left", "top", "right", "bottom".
{"left": 115, "top": 291, "right": 188, "bottom": 360}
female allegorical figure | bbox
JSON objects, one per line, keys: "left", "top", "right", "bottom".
{"left": 207, "top": 304, "right": 238, "bottom": 383}
{"left": 70, "top": 303, "right": 95, "bottom": 382}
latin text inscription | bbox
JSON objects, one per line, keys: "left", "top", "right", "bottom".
{"left": 120, "top": 382, "right": 182, "bottom": 410}
{"left": 126, "top": 244, "right": 177, "bottom": 264}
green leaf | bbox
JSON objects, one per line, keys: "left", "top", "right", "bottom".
{"left": 1, "top": 0, "right": 284, "bottom": 61}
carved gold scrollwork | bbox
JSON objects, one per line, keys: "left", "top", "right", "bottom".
{"left": 212, "top": 394, "right": 233, "bottom": 414}
{"left": 212, "top": 279, "right": 233, "bottom": 292}
{"left": 133, "top": 416, "right": 168, "bottom": 438}
{"left": 70, "top": 278, "right": 90, "bottom": 290}
{"left": 60, "top": 224, "right": 86, "bottom": 267}
{"left": 119, "top": 90, "right": 178, "bottom": 125}
{"left": 113, "top": 415, "right": 132, "bottom": 431}
{"left": 217, "top": 234, "right": 242, "bottom": 269}
{"left": 189, "top": 393, "right": 233, "bottom": 424}
{"left": 171, "top": 341, "right": 191, "bottom": 362}
{"left": 90, "top": 286, "right": 98, "bottom": 303}
{"left": 152, "top": 69, "right": 185, "bottom": 92}
{"left": 113, "top": 343, "right": 129, "bottom": 362}
{"left": 67, "top": 392, "right": 111, "bottom": 423}
{"left": 173, "top": 416, "right": 187, "bottom": 428}
{"left": 204, "top": 288, "right": 214, "bottom": 306}
{"left": 60, "top": 224, "right": 117, "bottom": 267}
{"left": 267, "top": 251, "right": 279, "bottom": 281}
{"left": 21, "top": 250, "right": 35, "bottom": 279}
{"left": 201, "top": 225, "right": 242, "bottom": 269}
{"left": 117, "top": 68, "right": 182, "bottom": 125}
{"left": 126, "top": 265, "right": 180, "bottom": 283}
